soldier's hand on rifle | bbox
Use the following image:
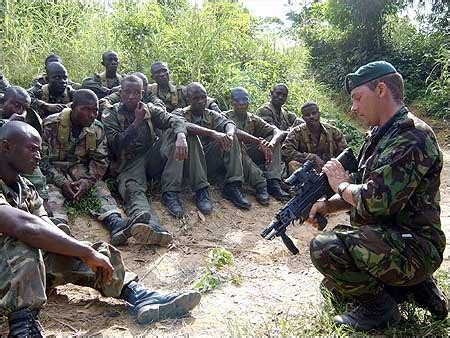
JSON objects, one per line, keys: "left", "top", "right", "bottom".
{"left": 72, "top": 179, "right": 91, "bottom": 203}
{"left": 174, "top": 133, "right": 188, "bottom": 160}
{"left": 307, "top": 201, "right": 329, "bottom": 229}
{"left": 80, "top": 248, "right": 114, "bottom": 285}
{"left": 322, "top": 159, "right": 349, "bottom": 193}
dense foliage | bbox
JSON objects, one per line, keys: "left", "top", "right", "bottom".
{"left": 287, "top": 0, "right": 449, "bottom": 119}
{"left": 1, "top": 0, "right": 362, "bottom": 146}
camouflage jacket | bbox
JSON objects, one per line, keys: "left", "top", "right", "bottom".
{"left": 98, "top": 85, "right": 165, "bottom": 114}
{"left": 29, "top": 73, "right": 82, "bottom": 90}
{"left": 350, "top": 107, "right": 445, "bottom": 254}
{"left": 173, "top": 106, "right": 233, "bottom": 146}
{"left": 282, "top": 122, "right": 347, "bottom": 164}
{"left": 223, "top": 109, "right": 275, "bottom": 141}
{"left": 41, "top": 108, "right": 109, "bottom": 189}
{"left": 28, "top": 84, "right": 74, "bottom": 117}
{"left": 0, "top": 176, "right": 48, "bottom": 219}
{"left": 81, "top": 71, "right": 123, "bottom": 99}
{"left": 102, "top": 102, "right": 186, "bottom": 171}
{"left": 149, "top": 83, "right": 221, "bottom": 113}
{"left": 256, "top": 102, "right": 303, "bottom": 131}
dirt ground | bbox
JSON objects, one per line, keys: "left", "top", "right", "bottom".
{"left": 1, "top": 116, "right": 449, "bottom": 336}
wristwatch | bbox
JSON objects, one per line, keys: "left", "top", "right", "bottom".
{"left": 337, "top": 182, "right": 350, "bottom": 198}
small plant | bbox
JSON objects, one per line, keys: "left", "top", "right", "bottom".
{"left": 64, "top": 188, "right": 101, "bottom": 221}
{"left": 194, "top": 246, "right": 240, "bottom": 293}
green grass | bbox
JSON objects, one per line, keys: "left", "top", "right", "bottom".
{"left": 64, "top": 187, "right": 101, "bottom": 221}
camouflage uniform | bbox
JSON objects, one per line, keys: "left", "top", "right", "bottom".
{"left": 81, "top": 71, "right": 123, "bottom": 99}
{"left": 29, "top": 73, "right": 82, "bottom": 90}
{"left": 0, "top": 109, "right": 49, "bottom": 200}
{"left": 28, "top": 83, "right": 75, "bottom": 118}
{"left": 224, "top": 109, "right": 282, "bottom": 189}
{"left": 310, "top": 107, "right": 446, "bottom": 300}
{"left": 256, "top": 102, "right": 303, "bottom": 132}
{"left": 41, "top": 108, "right": 121, "bottom": 222}
{"left": 173, "top": 106, "right": 244, "bottom": 185}
{"left": 0, "top": 176, "right": 127, "bottom": 315}
{"left": 102, "top": 102, "right": 187, "bottom": 221}
{"left": 282, "top": 122, "right": 348, "bottom": 174}
{"left": 149, "top": 83, "right": 221, "bottom": 113}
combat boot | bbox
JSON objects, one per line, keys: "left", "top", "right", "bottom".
{"left": 255, "top": 183, "right": 270, "bottom": 205}
{"left": 334, "top": 290, "right": 400, "bottom": 331}
{"left": 162, "top": 192, "right": 185, "bottom": 218}
{"left": 8, "top": 309, "right": 44, "bottom": 337}
{"left": 120, "top": 281, "right": 201, "bottom": 324}
{"left": 195, "top": 187, "right": 213, "bottom": 215}
{"left": 267, "top": 179, "right": 290, "bottom": 201}
{"left": 222, "top": 182, "right": 252, "bottom": 209}
{"left": 112, "top": 211, "right": 173, "bottom": 246}
{"left": 411, "top": 277, "right": 448, "bottom": 320}
{"left": 103, "top": 213, "right": 130, "bottom": 246}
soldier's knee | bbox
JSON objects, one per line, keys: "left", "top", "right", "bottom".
{"left": 309, "top": 232, "right": 345, "bottom": 269}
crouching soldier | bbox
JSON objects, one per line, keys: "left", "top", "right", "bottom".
{"left": 0, "top": 121, "right": 201, "bottom": 336}
{"left": 41, "top": 89, "right": 154, "bottom": 246}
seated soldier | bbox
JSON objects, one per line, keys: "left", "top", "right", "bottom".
{"left": 82, "top": 51, "right": 122, "bottom": 99}
{"left": 150, "top": 61, "right": 221, "bottom": 113}
{"left": 0, "top": 86, "right": 50, "bottom": 212}
{"left": 41, "top": 89, "right": 150, "bottom": 246}
{"left": 282, "top": 101, "right": 348, "bottom": 173}
{"left": 173, "top": 82, "right": 251, "bottom": 210}
{"left": 102, "top": 75, "right": 188, "bottom": 239}
{"left": 28, "top": 62, "right": 75, "bottom": 118}
{"left": 29, "top": 53, "right": 81, "bottom": 89}
{"left": 98, "top": 71, "right": 164, "bottom": 118}
{"left": 256, "top": 83, "right": 304, "bottom": 139}
{"left": 224, "top": 87, "right": 290, "bottom": 205}
{"left": 0, "top": 121, "right": 201, "bottom": 336}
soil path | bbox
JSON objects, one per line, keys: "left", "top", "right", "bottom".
{"left": 1, "top": 116, "right": 449, "bottom": 336}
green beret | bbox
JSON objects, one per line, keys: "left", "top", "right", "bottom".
{"left": 345, "top": 61, "right": 397, "bottom": 94}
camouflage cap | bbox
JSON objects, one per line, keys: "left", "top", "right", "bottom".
{"left": 345, "top": 61, "right": 397, "bottom": 94}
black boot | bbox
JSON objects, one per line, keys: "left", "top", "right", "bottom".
{"left": 334, "top": 290, "right": 400, "bottom": 331}
{"left": 112, "top": 211, "right": 173, "bottom": 246}
{"left": 120, "top": 281, "right": 201, "bottom": 324}
{"left": 222, "top": 182, "right": 252, "bottom": 209}
{"left": 162, "top": 192, "right": 185, "bottom": 218}
{"left": 411, "top": 277, "right": 448, "bottom": 320}
{"left": 195, "top": 187, "right": 213, "bottom": 215}
{"left": 267, "top": 179, "right": 290, "bottom": 201}
{"left": 255, "top": 183, "right": 270, "bottom": 205}
{"left": 8, "top": 309, "right": 44, "bottom": 337}
{"left": 103, "top": 213, "right": 130, "bottom": 246}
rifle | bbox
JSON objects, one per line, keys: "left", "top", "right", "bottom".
{"left": 260, "top": 148, "right": 358, "bottom": 255}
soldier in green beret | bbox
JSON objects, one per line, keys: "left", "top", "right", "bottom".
{"left": 82, "top": 51, "right": 122, "bottom": 99}
{"left": 308, "top": 61, "right": 447, "bottom": 330}
{"left": 0, "top": 121, "right": 201, "bottom": 336}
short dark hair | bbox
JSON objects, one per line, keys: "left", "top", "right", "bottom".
{"left": 102, "top": 51, "right": 118, "bottom": 61}
{"left": 151, "top": 61, "right": 168, "bottom": 74}
{"left": 4, "top": 86, "right": 30, "bottom": 102}
{"left": 301, "top": 101, "right": 318, "bottom": 113}
{"left": 72, "top": 89, "right": 98, "bottom": 107}
{"left": 366, "top": 73, "right": 404, "bottom": 103}
{"left": 45, "top": 53, "right": 62, "bottom": 66}
{"left": 121, "top": 75, "right": 143, "bottom": 88}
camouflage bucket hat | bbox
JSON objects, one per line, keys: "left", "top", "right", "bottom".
{"left": 345, "top": 61, "right": 397, "bottom": 94}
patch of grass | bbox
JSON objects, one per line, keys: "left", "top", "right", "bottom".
{"left": 64, "top": 188, "right": 101, "bottom": 221}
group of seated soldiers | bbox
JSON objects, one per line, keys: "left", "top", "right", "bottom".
{"left": 0, "top": 51, "right": 348, "bottom": 334}
{"left": 0, "top": 51, "right": 349, "bottom": 248}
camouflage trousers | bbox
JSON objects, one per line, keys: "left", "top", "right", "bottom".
{"left": 0, "top": 236, "right": 129, "bottom": 315}
{"left": 310, "top": 224, "right": 443, "bottom": 300}
{"left": 48, "top": 181, "right": 121, "bottom": 223}
{"left": 241, "top": 135, "right": 283, "bottom": 189}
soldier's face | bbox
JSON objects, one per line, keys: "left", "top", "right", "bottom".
{"left": 152, "top": 65, "right": 170, "bottom": 86}
{"left": 102, "top": 53, "right": 119, "bottom": 73}
{"left": 189, "top": 89, "right": 207, "bottom": 113}
{"left": 302, "top": 105, "right": 320, "bottom": 130}
{"left": 3, "top": 95, "right": 31, "bottom": 118}
{"left": 5, "top": 134, "right": 42, "bottom": 175}
{"left": 271, "top": 86, "right": 288, "bottom": 107}
{"left": 122, "top": 81, "right": 144, "bottom": 111}
{"left": 231, "top": 98, "right": 249, "bottom": 115}
{"left": 48, "top": 69, "right": 68, "bottom": 94}
{"left": 72, "top": 101, "right": 98, "bottom": 127}
{"left": 351, "top": 85, "right": 380, "bottom": 127}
